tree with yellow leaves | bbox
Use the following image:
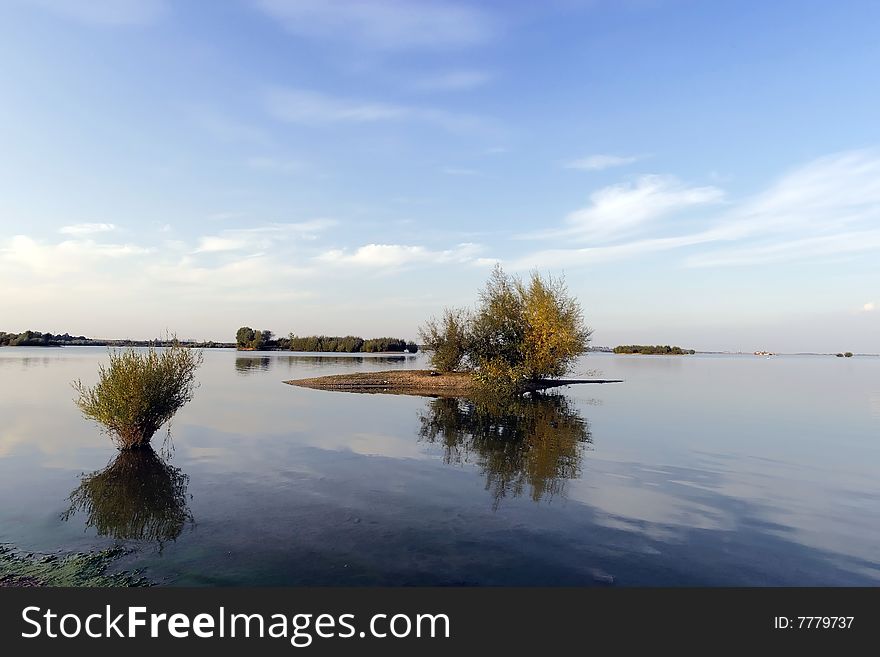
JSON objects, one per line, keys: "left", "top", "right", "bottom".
{"left": 420, "top": 266, "right": 592, "bottom": 392}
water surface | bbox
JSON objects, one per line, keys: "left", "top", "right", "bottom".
{"left": 1, "top": 347, "right": 878, "bottom": 585}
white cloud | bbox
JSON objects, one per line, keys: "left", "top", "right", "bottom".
{"left": 566, "top": 154, "right": 643, "bottom": 171}
{"left": 194, "top": 220, "right": 336, "bottom": 254}
{"left": 195, "top": 236, "right": 248, "bottom": 254}
{"left": 864, "top": 302, "right": 876, "bottom": 312}
{"left": 254, "top": 0, "right": 494, "bottom": 51}
{"left": 686, "top": 229, "right": 880, "bottom": 268}
{"left": 0, "top": 235, "right": 151, "bottom": 277}
{"left": 515, "top": 149, "right": 880, "bottom": 270}
{"left": 264, "top": 87, "right": 487, "bottom": 133}
{"left": 508, "top": 233, "right": 711, "bottom": 270}
{"left": 59, "top": 222, "right": 116, "bottom": 235}
{"left": 317, "top": 242, "right": 485, "bottom": 269}
{"left": 28, "top": 0, "right": 167, "bottom": 26}
{"left": 705, "top": 149, "right": 880, "bottom": 241}
{"left": 414, "top": 70, "right": 492, "bottom": 92}
{"left": 526, "top": 175, "right": 723, "bottom": 243}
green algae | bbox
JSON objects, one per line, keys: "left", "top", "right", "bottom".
{"left": 0, "top": 544, "right": 149, "bottom": 587}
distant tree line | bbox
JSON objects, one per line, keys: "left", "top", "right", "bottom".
{"left": 235, "top": 327, "right": 417, "bottom": 353}
{"left": 0, "top": 330, "right": 88, "bottom": 346}
{"left": 1, "top": 331, "right": 234, "bottom": 349}
{"left": 613, "top": 344, "right": 696, "bottom": 355}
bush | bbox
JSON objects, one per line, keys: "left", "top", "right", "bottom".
{"left": 844, "top": 352, "right": 853, "bottom": 358}
{"left": 73, "top": 343, "right": 203, "bottom": 449}
{"left": 419, "top": 266, "right": 592, "bottom": 391}
{"left": 418, "top": 308, "right": 470, "bottom": 372}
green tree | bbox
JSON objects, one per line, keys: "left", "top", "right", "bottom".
{"left": 419, "top": 266, "right": 592, "bottom": 391}
{"left": 236, "top": 327, "right": 255, "bottom": 349}
{"left": 418, "top": 307, "right": 471, "bottom": 372}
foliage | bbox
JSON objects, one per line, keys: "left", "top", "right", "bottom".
{"left": 419, "top": 266, "right": 592, "bottom": 391}
{"left": 362, "top": 337, "right": 410, "bottom": 353}
{"left": 286, "top": 334, "right": 416, "bottom": 353}
{"left": 62, "top": 448, "right": 192, "bottom": 546}
{"left": 419, "top": 308, "right": 471, "bottom": 372}
{"left": 418, "top": 392, "right": 592, "bottom": 508}
{"left": 844, "top": 352, "right": 854, "bottom": 358}
{"left": 73, "top": 343, "right": 203, "bottom": 449}
{"left": 236, "top": 326, "right": 255, "bottom": 348}
{"left": 235, "top": 326, "right": 276, "bottom": 350}
{"left": 0, "top": 330, "right": 89, "bottom": 346}
{"left": 613, "top": 345, "right": 696, "bottom": 355}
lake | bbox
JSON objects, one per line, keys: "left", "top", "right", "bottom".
{"left": 1, "top": 347, "right": 878, "bottom": 586}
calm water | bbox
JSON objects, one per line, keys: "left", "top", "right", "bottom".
{"left": 1, "top": 347, "right": 878, "bottom": 586}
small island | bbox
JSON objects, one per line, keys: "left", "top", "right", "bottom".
{"left": 235, "top": 327, "right": 418, "bottom": 353}
{"left": 613, "top": 344, "right": 696, "bottom": 355}
{"left": 287, "top": 267, "right": 623, "bottom": 397}
{"left": 286, "top": 370, "right": 622, "bottom": 397}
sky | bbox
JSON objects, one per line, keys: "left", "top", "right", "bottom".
{"left": 1, "top": 0, "right": 878, "bottom": 352}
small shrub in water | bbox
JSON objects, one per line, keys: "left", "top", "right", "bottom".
{"left": 73, "top": 343, "right": 203, "bottom": 449}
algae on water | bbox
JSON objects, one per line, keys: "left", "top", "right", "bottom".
{"left": 0, "top": 544, "right": 149, "bottom": 587}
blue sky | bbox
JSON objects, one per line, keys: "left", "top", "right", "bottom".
{"left": 1, "top": 0, "right": 878, "bottom": 352}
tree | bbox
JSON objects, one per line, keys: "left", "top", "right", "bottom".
{"left": 419, "top": 308, "right": 471, "bottom": 372}
{"left": 236, "top": 327, "right": 255, "bottom": 349}
{"left": 419, "top": 266, "right": 592, "bottom": 391}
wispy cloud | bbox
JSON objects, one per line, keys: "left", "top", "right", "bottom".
{"left": 59, "top": 222, "right": 116, "bottom": 235}
{"left": 317, "top": 242, "right": 487, "bottom": 269}
{"left": 254, "top": 0, "right": 495, "bottom": 50}
{"left": 264, "top": 87, "right": 489, "bottom": 133}
{"left": 514, "top": 149, "right": 880, "bottom": 270}
{"left": 524, "top": 174, "right": 724, "bottom": 243}
{"left": 194, "top": 220, "right": 336, "bottom": 254}
{"left": 28, "top": 0, "right": 167, "bottom": 26}
{"left": 566, "top": 154, "right": 644, "bottom": 171}
{"left": 864, "top": 302, "right": 877, "bottom": 312}
{"left": 413, "top": 70, "right": 492, "bottom": 92}
{"left": 0, "top": 235, "right": 151, "bottom": 277}
{"left": 685, "top": 230, "right": 880, "bottom": 268}
{"left": 508, "top": 233, "right": 711, "bottom": 270}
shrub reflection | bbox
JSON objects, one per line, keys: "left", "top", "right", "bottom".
{"left": 62, "top": 447, "right": 193, "bottom": 546}
{"left": 418, "top": 393, "right": 592, "bottom": 508}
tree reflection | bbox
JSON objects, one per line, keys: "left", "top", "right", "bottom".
{"left": 62, "top": 447, "right": 193, "bottom": 547}
{"left": 418, "top": 393, "right": 592, "bottom": 508}
{"left": 235, "top": 356, "right": 271, "bottom": 374}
